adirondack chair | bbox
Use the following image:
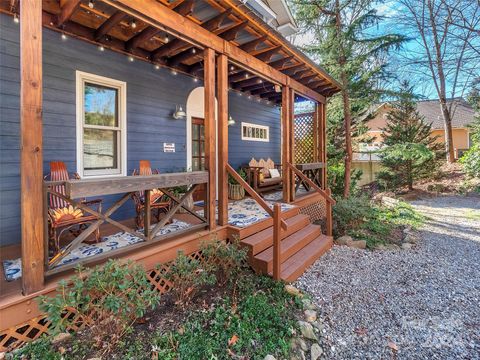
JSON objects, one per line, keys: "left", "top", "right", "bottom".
{"left": 46, "top": 161, "right": 103, "bottom": 254}
{"left": 131, "top": 160, "right": 171, "bottom": 229}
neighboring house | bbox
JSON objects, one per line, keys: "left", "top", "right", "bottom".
{"left": 244, "top": 0, "right": 298, "bottom": 36}
{"left": 362, "top": 98, "right": 476, "bottom": 158}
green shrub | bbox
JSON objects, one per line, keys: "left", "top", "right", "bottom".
{"left": 333, "top": 196, "right": 424, "bottom": 247}
{"left": 328, "top": 162, "right": 363, "bottom": 197}
{"left": 11, "top": 337, "right": 61, "bottom": 360}
{"left": 163, "top": 251, "right": 216, "bottom": 307}
{"left": 200, "top": 237, "right": 248, "bottom": 286}
{"left": 38, "top": 260, "right": 159, "bottom": 347}
{"left": 460, "top": 143, "right": 480, "bottom": 178}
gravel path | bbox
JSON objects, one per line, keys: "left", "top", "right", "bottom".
{"left": 295, "top": 195, "right": 480, "bottom": 359}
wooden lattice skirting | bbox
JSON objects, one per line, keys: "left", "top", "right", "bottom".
{"left": 299, "top": 198, "right": 327, "bottom": 230}
{"left": 0, "top": 250, "right": 205, "bottom": 352}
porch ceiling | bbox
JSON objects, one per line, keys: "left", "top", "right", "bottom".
{"left": 2, "top": 0, "right": 342, "bottom": 102}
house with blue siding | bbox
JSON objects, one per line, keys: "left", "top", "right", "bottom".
{"left": 0, "top": 0, "right": 340, "bottom": 349}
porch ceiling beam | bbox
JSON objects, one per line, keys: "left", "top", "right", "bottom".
{"left": 268, "top": 56, "right": 294, "bottom": 69}
{"left": 126, "top": 26, "right": 161, "bottom": 51}
{"left": 241, "top": 83, "right": 274, "bottom": 92}
{"left": 254, "top": 45, "right": 282, "bottom": 62}
{"left": 172, "top": 0, "right": 196, "bottom": 16}
{"left": 106, "top": 0, "right": 326, "bottom": 102}
{"left": 151, "top": 9, "right": 231, "bottom": 61}
{"left": 292, "top": 70, "right": 311, "bottom": 79}
{"left": 299, "top": 74, "right": 318, "bottom": 83}
{"left": 168, "top": 47, "right": 202, "bottom": 66}
{"left": 259, "top": 90, "right": 279, "bottom": 98}
{"left": 56, "top": 0, "right": 81, "bottom": 27}
{"left": 94, "top": 10, "right": 128, "bottom": 41}
{"left": 281, "top": 64, "right": 305, "bottom": 75}
{"left": 233, "top": 77, "right": 264, "bottom": 88}
{"left": 250, "top": 86, "right": 275, "bottom": 95}
{"left": 239, "top": 35, "right": 267, "bottom": 52}
{"left": 218, "top": 21, "right": 248, "bottom": 41}
{"left": 229, "top": 70, "right": 250, "bottom": 82}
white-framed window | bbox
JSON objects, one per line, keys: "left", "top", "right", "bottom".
{"left": 76, "top": 71, "right": 127, "bottom": 178}
{"left": 241, "top": 122, "right": 269, "bottom": 142}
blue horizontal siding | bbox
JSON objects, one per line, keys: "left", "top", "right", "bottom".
{"left": 0, "top": 13, "right": 281, "bottom": 246}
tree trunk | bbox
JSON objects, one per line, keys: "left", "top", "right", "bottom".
{"left": 439, "top": 99, "right": 455, "bottom": 162}
{"left": 341, "top": 78, "right": 352, "bottom": 198}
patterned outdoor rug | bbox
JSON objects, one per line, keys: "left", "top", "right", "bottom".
{"left": 263, "top": 188, "right": 313, "bottom": 202}
{"left": 196, "top": 197, "right": 296, "bottom": 228}
{"left": 2, "top": 219, "right": 192, "bottom": 282}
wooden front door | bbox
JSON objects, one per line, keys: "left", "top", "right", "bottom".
{"left": 191, "top": 117, "right": 206, "bottom": 200}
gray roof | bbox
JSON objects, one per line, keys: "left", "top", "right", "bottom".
{"left": 416, "top": 98, "right": 476, "bottom": 129}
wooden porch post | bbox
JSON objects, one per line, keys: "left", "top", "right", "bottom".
{"left": 320, "top": 102, "right": 327, "bottom": 189}
{"left": 313, "top": 103, "right": 319, "bottom": 163}
{"left": 289, "top": 89, "right": 295, "bottom": 202}
{"left": 282, "top": 86, "right": 291, "bottom": 203}
{"left": 217, "top": 54, "right": 229, "bottom": 226}
{"left": 204, "top": 48, "right": 216, "bottom": 230}
{"left": 20, "top": 0, "right": 45, "bottom": 294}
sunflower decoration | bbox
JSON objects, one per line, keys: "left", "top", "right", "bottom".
{"left": 49, "top": 205, "right": 83, "bottom": 223}
{"left": 150, "top": 188, "right": 164, "bottom": 203}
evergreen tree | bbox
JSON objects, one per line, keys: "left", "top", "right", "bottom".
{"left": 378, "top": 81, "right": 444, "bottom": 190}
{"left": 460, "top": 80, "right": 480, "bottom": 177}
{"left": 290, "top": 0, "right": 405, "bottom": 198}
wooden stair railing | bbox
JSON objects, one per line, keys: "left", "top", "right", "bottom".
{"left": 226, "top": 164, "right": 287, "bottom": 280}
{"left": 287, "top": 162, "right": 336, "bottom": 236}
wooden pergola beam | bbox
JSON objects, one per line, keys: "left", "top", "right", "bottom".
{"left": 94, "top": 10, "right": 128, "bottom": 41}
{"left": 168, "top": 47, "right": 201, "bottom": 66}
{"left": 255, "top": 45, "right": 282, "bottom": 62}
{"left": 250, "top": 86, "right": 275, "bottom": 95}
{"left": 56, "top": 0, "right": 81, "bottom": 27}
{"left": 282, "top": 64, "right": 305, "bottom": 75}
{"left": 172, "top": 0, "right": 196, "bottom": 16}
{"left": 233, "top": 76, "right": 264, "bottom": 88}
{"left": 151, "top": 9, "right": 231, "bottom": 61}
{"left": 218, "top": 21, "right": 248, "bottom": 41}
{"left": 21, "top": 0, "right": 44, "bottom": 295}
{"left": 268, "top": 56, "right": 294, "bottom": 69}
{"left": 239, "top": 35, "right": 267, "bottom": 52}
{"left": 244, "top": 83, "right": 274, "bottom": 93}
{"left": 126, "top": 26, "right": 161, "bottom": 51}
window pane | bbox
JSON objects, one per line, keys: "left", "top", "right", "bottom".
{"left": 192, "top": 141, "right": 199, "bottom": 156}
{"left": 200, "top": 142, "right": 205, "bottom": 157}
{"left": 192, "top": 158, "right": 199, "bottom": 171}
{"left": 192, "top": 124, "right": 199, "bottom": 139}
{"left": 84, "top": 82, "right": 118, "bottom": 127}
{"left": 200, "top": 126, "right": 205, "bottom": 140}
{"left": 83, "top": 128, "right": 118, "bottom": 170}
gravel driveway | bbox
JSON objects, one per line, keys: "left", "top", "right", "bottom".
{"left": 295, "top": 195, "right": 480, "bottom": 359}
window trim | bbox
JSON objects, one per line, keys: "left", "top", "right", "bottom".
{"left": 241, "top": 122, "right": 270, "bottom": 142}
{"left": 76, "top": 71, "right": 127, "bottom": 178}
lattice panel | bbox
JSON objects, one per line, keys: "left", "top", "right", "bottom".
{"left": 0, "top": 250, "right": 206, "bottom": 352}
{"left": 299, "top": 198, "right": 327, "bottom": 226}
{"left": 294, "top": 112, "right": 315, "bottom": 164}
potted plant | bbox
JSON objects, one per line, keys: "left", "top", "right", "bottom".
{"left": 228, "top": 168, "right": 247, "bottom": 200}
{"left": 171, "top": 185, "right": 194, "bottom": 213}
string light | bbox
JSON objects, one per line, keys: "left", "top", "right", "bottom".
{"left": 164, "top": 35, "right": 169, "bottom": 43}
{"left": 88, "top": 0, "right": 94, "bottom": 9}
{"left": 154, "top": 64, "right": 160, "bottom": 70}
{"left": 128, "top": 56, "right": 134, "bottom": 62}
{"left": 230, "top": 65, "right": 235, "bottom": 71}
{"left": 13, "top": 13, "right": 19, "bottom": 24}
{"left": 193, "top": 77, "right": 198, "bottom": 82}
{"left": 245, "top": 73, "right": 249, "bottom": 79}
{"left": 130, "top": 20, "right": 137, "bottom": 29}
{"left": 61, "top": 33, "right": 67, "bottom": 41}
{"left": 191, "top": 48, "right": 196, "bottom": 54}
{"left": 98, "top": 45, "right": 105, "bottom": 51}
{"left": 171, "top": 70, "right": 178, "bottom": 75}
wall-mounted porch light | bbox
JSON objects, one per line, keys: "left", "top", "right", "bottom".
{"left": 228, "top": 115, "right": 236, "bottom": 126}
{"left": 173, "top": 105, "right": 186, "bottom": 120}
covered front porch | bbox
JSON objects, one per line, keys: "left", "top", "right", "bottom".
{"left": 0, "top": 0, "right": 340, "bottom": 349}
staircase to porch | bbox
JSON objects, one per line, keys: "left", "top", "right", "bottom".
{"left": 231, "top": 207, "right": 333, "bottom": 282}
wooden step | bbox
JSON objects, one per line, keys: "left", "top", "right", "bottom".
{"left": 230, "top": 206, "right": 300, "bottom": 240}
{"left": 270, "top": 235, "right": 333, "bottom": 282}
{"left": 241, "top": 214, "right": 311, "bottom": 257}
{"left": 253, "top": 223, "right": 322, "bottom": 274}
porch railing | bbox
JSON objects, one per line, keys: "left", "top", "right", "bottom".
{"left": 43, "top": 171, "right": 209, "bottom": 275}
{"left": 286, "top": 162, "right": 335, "bottom": 236}
{"left": 226, "top": 164, "right": 287, "bottom": 280}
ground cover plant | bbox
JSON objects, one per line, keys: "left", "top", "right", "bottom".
{"left": 333, "top": 195, "right": 425, "bottom": 248}
{"left": 11, "top": 239, "right": 301, "bottom": 360}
